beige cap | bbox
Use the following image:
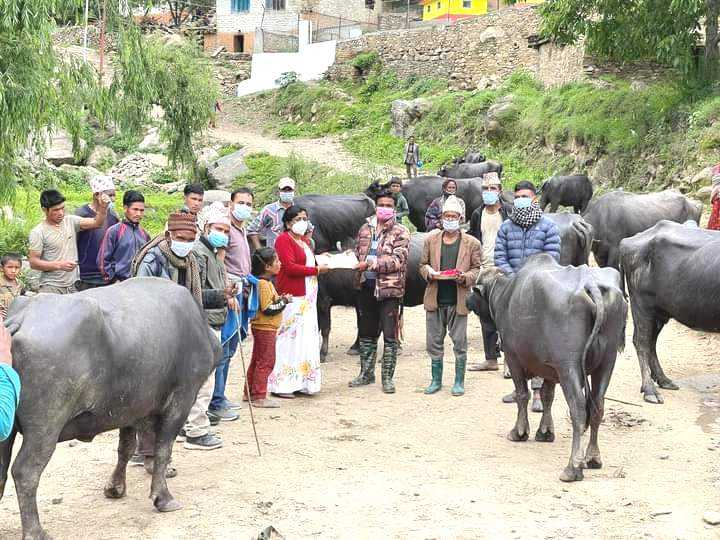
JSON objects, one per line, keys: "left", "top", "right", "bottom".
{"left": 278, "top": 177, "right": 296, "bottom": 190}
{"left": 442, "top": 195, "right": 463, "bottom": 215}
{"left": 482, "top": 172, "right": 501, "bottom": 187}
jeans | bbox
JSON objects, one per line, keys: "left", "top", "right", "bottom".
{"left": 210, "top": 331, "right": 238, "bottom": 411}
{"left": 357, "top": 286, "right": 400, "bottom": 341}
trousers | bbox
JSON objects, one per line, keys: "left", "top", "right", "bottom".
{"left": 426, "top": 305, "right": 467, "bottom": 361}
{"left": 245, "top": 328, "right": 277, "bottom": 401}
{"left": 480, "top": 318, "right": 500, "bottom": 361}
{"left": 357, "top": 286, "right": 400, "bottom": 341}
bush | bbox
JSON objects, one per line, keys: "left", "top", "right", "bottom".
{"left": 276, "top": 71, "right": 299, "bottom": 88}
{"left": 217, "top": 143, "right": 243, "bottom": 158}
{"left": 350, "top": 51, "right": 380, "bottom": 73}
{"left": 104, "top": 132, "right": 141, "bottom": 154}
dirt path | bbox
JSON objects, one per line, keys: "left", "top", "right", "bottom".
{"left": 1, "top": 306, "right": 718, "bottom": 539}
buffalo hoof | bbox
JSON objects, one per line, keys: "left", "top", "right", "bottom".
{"left": 658, "top": 379, "right": 679, "bottom": 391}
{"left": 22, "top": 528, "right": 52, "bottom": 540}
{"left": 103, "top": 482, "right": 126, "bottom": 499}
{"left": 507, "top": 428, "right": 529, "bottom": 442}
{"left": 346, "top": 347, "right": 360, "bottom": 357}
{"left": 643, "top": 391, "right": 664, "bottom": 404}
{"left": 585, "top": 457, "right": 603, "bottom": 469}
{"left": 535, "top": 428, "right": 555, "bottom": 443}
{"left": 560, "top": 465, "right": 584, "bottom": 482}
{"left": 320, "top": 356, "right": 327, "bottom": 364}
{"left": 154, "top": 496, "right": 183, "bottom": 513}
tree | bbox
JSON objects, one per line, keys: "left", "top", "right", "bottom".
{"left": 165, "top": 0, "right": 214, "bottom": 26}
{"left": 539, "top": 0, "right": 719, "bottom": 77}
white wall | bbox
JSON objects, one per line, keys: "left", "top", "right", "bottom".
{"left": 217, "top": 0, "right": 302, "bottom": 34}
{"left": 236, "top": 21, "right": 337, "bottom": 96}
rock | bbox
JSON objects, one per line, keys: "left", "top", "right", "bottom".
{"left": 697, "top": 186, "right": 713, "bottom": 201}
{"left": 311, "top": 102, "right": 319, "bottom": 115}
{"left": 87, "top": 146, "right": 117, "bottom": 169}
{"left": 479, "top": 26, "right": 506, "bottom": 42}
{"left": 390, "top": 98, "right": 432, "bottom": 138}
{"left": 487, "top": 96, "right": 517, "bottom": 123}
{"left": 110, "top": 153, "right": 160, "bottom": 186}
{"left": 150, "top": 105, "right": 165, "bottom": 121}
{"left": 51, "top": 497, "right": 63, "bottom": 505}
{"left": 485, "top": 119, "right": 503, "bottom": 139}
{"left": 138, "top": 127, "right": 165, "bottom": 151}
{"left": 44, "top": 129, "right": 85, "bottom": 166}
{"left": 138, "top": 153, "right": 168, "bottom": 168}
{"left": 58, "top": 164, "right": 101, "bottom": 180}
{"left": 691, "top": 167, "right": 714, "bottom": 185}
{"left": 207, "top": 149, "right": 248, "bottom": 189}
{"left": 203, "top": 190, "right": 231, "bottom": 206}
{"left": 704, "top": 511, "right": 720, "bottom": 525}
{"left": 630, "top": 80, "right": 649, "bottom": 91}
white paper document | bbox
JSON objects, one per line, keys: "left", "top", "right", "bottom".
{"left": 316, "top": 251, "right": 360, "bottom": 270}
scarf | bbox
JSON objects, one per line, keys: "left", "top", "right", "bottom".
{"left": 132, "top": 235, "right": 203, "bottom": 307}
{"left": 511, "top": 202, "right": 543, "bottom": 229}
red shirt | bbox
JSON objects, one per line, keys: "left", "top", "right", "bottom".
{"left": 275, "top": 231, "right": 318, "bottom": 296}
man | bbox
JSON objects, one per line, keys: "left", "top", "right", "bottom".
{"left": 0, "top": 314, "right": 20, "bottom": 442}
{"left": 349, "top": 188, "right": 410, "bottom": 394}
{"left": 182, "top": 183, "right": 205, "bottom": 216}
{"left": 404, "top": 136, "right": 420, "bottom": 178}
{"left": 98, "top": 190, "right": 150, "bottom": 283}
{"left": 494, "top": 180, "right": 561, "bottom": 412}
{"left": 420, "top": 196, "right": 482, "bottom": 397}
{"left": 132, "top": 212, "right": 230, "bottom": 475}
{"left": 388, "top": 178, "right": 409, "bottom": 224}
{"left": 209, "top": 187, "right": 254, "bottom": 420}
{"left": 468, "top": 172, "right": 512, "bottom": 372}
{"left": 28, "top": 189, "right": 110, "bottom": 294}
{"left": 248, "top": 177, "right": 297, "bottom": 249}
{"left": 75, "top": 175, "right": 119, "bottom": 290}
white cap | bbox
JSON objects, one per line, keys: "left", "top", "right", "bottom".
{"left": 482, "top": 172, "right": 501, "bottom": 187}
{"left": 278, "top": 177, "right": 296, "bottom": 190}
{"left": 89, "top": 175, "right": 115, "bottom": 193}
{"left": 442, "top": 195, "right": 463, "bottom": 215}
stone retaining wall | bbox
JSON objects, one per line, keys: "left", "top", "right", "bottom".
{"left": 327, "top": 6, "right": 585, "bottom": 89}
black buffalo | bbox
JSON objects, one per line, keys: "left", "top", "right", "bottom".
{"left": 318, "top": 233, "right": 427, "bottom": 361}
{"left": 467, "top": 256, "right": 627, "bottom": 482}
{"left": 539, "top": 175, "right": 593, "bottom": 214}
{"left": 298, "top": 194, "right": 375, "bottom": 253}
{"left": 619, "top": 221, "right": 720, "bottom": 404}
{"left": 453, "top": 151, "right": 486, "bottom": 164}
{"left": 545, "top": 213, "right": 595, "bottom": 266}
{"left": 438, "top": 160, "right": 503, "bottom": 179}
{"left": 583, "top": 190, "right": 702, "bottom": 270}
{"left": 1, "top": 278, "right": 221, "bottom": 539}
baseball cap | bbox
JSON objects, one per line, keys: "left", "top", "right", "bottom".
{"left": 278, "top": 177, "right": 296, "bottom": 190}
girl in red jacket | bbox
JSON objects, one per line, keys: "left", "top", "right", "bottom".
{"left": 268, "top": 206, "right": 329, "bottom": 398}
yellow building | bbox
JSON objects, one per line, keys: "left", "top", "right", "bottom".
{"left": 422, "top": 0, "right": 488, "bottom": 22}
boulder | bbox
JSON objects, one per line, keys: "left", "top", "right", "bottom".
{"left": 207, "top": 149, "right": 248, "bottom": 189}
{"left": 390, "top": 98, "right": 432, "bottom": 138}
{"left": 696, "top": 186, "right": 713, "bottom": 202}
{"left": 87, "top": 145, "right": 117, "bottom": 169}
{"left": 110, "top": 153, "right": 160, "bottom": 186}
{"left": 203, "top": 190, "right": 231, "bottom": 206}
{"left": 138, "top": 127, "right": 166, "bottom": 151}
{"left": 44, "top": 129, "right": 86, "bottom": 166}
{"left": 487, "top": 95, "right": 516, "bottom": 122}
{"left": 691, "top": 166, "right": 714, "bottom": 185}
{"left": 138, "top": 153, "right": 168, "bottom": 168}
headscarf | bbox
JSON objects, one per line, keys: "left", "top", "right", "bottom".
{"left": 511, "top": 201, "right": 543, "bottom": 229}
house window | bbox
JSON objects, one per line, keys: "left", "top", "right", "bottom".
{"left": 265, "top": 0, "right": 286, "bottom": 9}
{"left": 231, "top": 0, "right": 249, "bottom": 12}
{"left": 463, "top": 0, "right": 472, "bottom": 7}
{"left": 436, "top": 1, "right": 441, "bottom": 8}
{"left": 427, "top": 5, "right": 431, "bottom": 11}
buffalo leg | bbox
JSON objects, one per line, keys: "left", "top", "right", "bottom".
{"left": 150, "top": 412, "right": 185, "bottom": 513}
{"left": 507, "top": 356, "right": 530, "bottom": 442}
{"left": 535, "top": 380, "right": 556, "bottom": 442}
{"left": 550, "top": 201, "right": 560, "bottom": 213}
{"left": 0, "top": 429, "right": 17, "bottom": 499}
{"left": 13, "top": 428, "right": 61, "bottom": 540}
{"left": 104, "top": 426, "right": 136, "bottom": 499}
{"left": 632, "top": 310, "right": 665, "bottom": 404}
{"left": 646, "top": 318, "right": 677, "bottom": 390}
{"left": 558, "top": 369, "right": 587, "bottom": 482}
{"left": 347, "top": 306, "right": 361, "bottom": 356}
{"left": 586, "top": 359, "right": 615, "bottom": 470}
{"left": 318, "top": 304, "right": 330, "bottom": 362}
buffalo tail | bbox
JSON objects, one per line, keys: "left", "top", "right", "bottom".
{"left": 582, "top": 278, "right": 605, "bottom": 431}
{"left": 0, "top": 427, "right": 17, "bottom": 500}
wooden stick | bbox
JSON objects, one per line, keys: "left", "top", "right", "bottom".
{"left": 605, "top": 396, "right": 643, "bottom": 407}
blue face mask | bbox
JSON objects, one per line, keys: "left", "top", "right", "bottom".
{"left": 482, "top": 191, "right": 499, "bottom": 206}
{"left": 232, "top": 204, "right": 252, "bottom": 221}
{"left": 514, "top": 197, "right": 532, "bottom": 209}
{"left": 208, "top": 230, "right": 229, "bottom": 249}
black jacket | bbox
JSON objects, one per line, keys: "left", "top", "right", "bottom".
{"left": 469, "top": 203, "right": 512, "bottom": 244}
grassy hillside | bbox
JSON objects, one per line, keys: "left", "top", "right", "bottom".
{"left": 249, "top": 66, "right": 720, "bottom": 191}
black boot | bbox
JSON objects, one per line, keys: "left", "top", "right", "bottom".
{"left": 349, "top": 338, "right": 378, "bottom": 387}
{"left": 381, "top": 339, "right": 398, "bottom": 394}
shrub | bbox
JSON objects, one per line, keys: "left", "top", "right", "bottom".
{"left": 276, "top": 71, "right": 299, "bottom": 88}
{"left": 350, "top": 51, "right": 380, "bottom": 73}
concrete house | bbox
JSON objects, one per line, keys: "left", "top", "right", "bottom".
{"left": 208, "top": 0, "right": 384, "bottom": 53}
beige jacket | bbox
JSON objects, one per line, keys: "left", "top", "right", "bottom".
{"left": 419, "top": 229, "right": 483, "bottom": 315}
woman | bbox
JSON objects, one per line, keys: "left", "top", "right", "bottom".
{"left": 708, "top": 163, "right": 720, "bottom": 230}
{"left": 425, "top": 178, "right": 466, "bottom": 231}
{"left": 268, "top": 206, "right": 329, "bottom": 398}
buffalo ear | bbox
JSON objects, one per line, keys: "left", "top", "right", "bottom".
{"left": 472, "top": 284, "right": 485, "bottom": 296}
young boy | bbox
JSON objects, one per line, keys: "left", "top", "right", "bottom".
{"left": 0, "top": 254, "right": 25, "bottom": 318}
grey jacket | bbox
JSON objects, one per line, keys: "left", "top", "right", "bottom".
{"left": 404, "top": 142, "right": 420, "bottom": 165}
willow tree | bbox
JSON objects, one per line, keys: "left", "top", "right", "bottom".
{"left": 540, "top": 0, "right": 719, "bottom": 78}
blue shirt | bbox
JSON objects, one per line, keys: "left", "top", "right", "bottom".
{"left": 0, "top": 364, "right": 20, "bottom": 441}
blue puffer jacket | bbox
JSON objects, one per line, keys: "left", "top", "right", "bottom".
{"left": 494, "top": 215, "right": 561, "bottom": 275}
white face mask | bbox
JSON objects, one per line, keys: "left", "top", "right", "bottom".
{"left": 443, "top": 219, "right": 460, "bottom": 232}
{"left": 291, "top": 219, "right": 308, "bottom": 236}
{"left": 170, "top": 240, "right": 194, "bottom": 258}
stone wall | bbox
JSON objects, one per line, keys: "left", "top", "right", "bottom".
{"left": 328, "top": 6, "right": 586, "bottom": 89}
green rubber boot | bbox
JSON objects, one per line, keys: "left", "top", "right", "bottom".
{"left": 349, "top": 338, "right": 378, "bottom": 387}
{"left": 381, "top": 339, "right": 398, "bottom": 394}
{"left": 452, "top": 356, "right": 467, "bottom": 396}
{"left": 424, "top": 359, "right": 443, "bottom": 394}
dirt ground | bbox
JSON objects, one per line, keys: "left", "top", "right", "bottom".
{"left": 0, "top": 304, "right": 719, "bottom": 539}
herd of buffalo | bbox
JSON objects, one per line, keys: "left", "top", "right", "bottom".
{"left": 0, "top": 152, "right": 717, "bottom": 538}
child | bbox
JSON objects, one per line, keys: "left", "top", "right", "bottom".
{"left": 0, "top": 254, "right": 25, "bottom": 318}
{"left": 246, "top": 247, "right": 290, "bottom": 408}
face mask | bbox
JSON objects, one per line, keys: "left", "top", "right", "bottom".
{"left": 376, "top": 207, "right": 395, "bottom": 223}
{"left": 208, "top": 230, "right": 229, "bottom": 248}
{"left": 232, "top": 204, "right": 252, "bottom": 221}
{"left": 514, "top": 197, "right": 532, "bottom": 209}
{"left": 291, "top": 219, "right": 308, "bottom": 235}
{"left": 443, "top": 219, "right": 460, "bottom": 232}
{"left": 170, "top": 240, "right": 194, "bottom": 258}
{"left": 279, "top": 191, "right": 295, "bottom": 204}
{"left": 482, "top": 191, "right": 499, "bottom": 206}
